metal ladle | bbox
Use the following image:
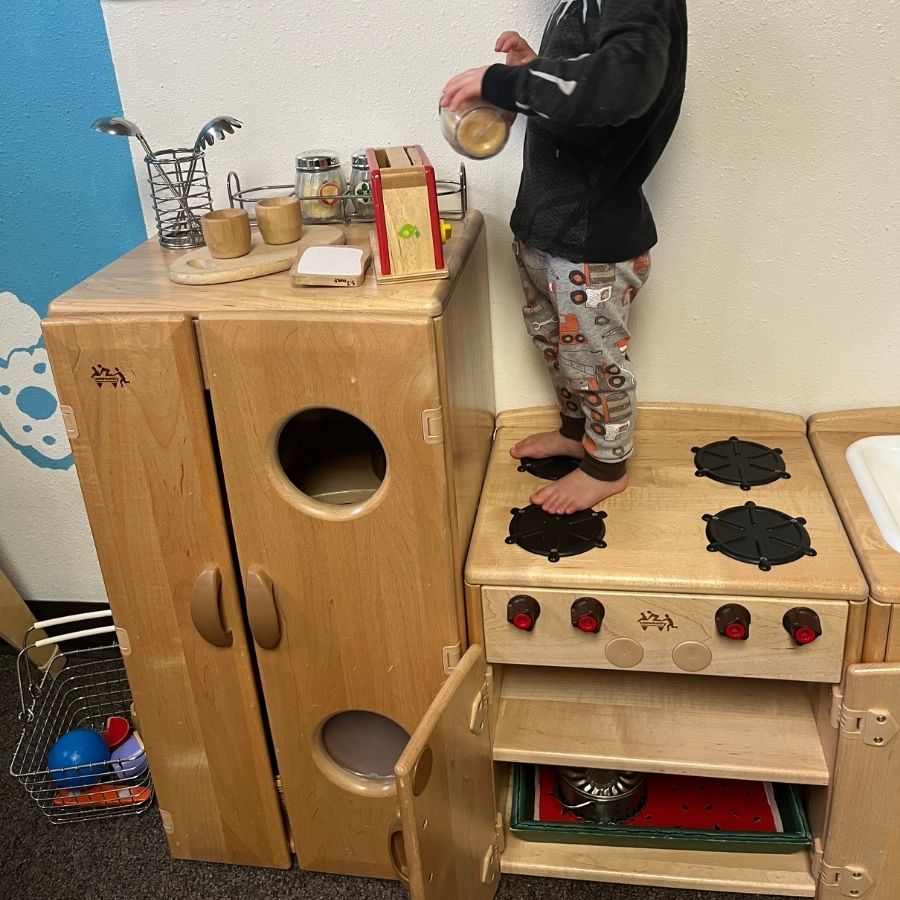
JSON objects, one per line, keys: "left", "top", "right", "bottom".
{"left": 91, "top": 115, "right": 155, "bottom": 157}
{"left": 91, "top": 116, "right": 198, "bottom": 224}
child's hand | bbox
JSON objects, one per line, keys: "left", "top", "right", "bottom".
{"left": 441, "top": 67, "right": 489, "bottom": 112}
{"left": 495, "top": 31, "right": 537, "bottom": 66}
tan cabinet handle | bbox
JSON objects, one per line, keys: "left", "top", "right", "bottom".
{"left": 190, "top": 566, "right": 232, "bottom": 647}
{"left": 387, "top": 813, "right": 410, "bottom": 887}
{"left": 246, "top": 565, "right": 281, "bottom": 650}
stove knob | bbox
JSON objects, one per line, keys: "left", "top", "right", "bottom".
{"left": 507, "top": 595, "right": 540, "bottom": 632}
{"left": 571, "top": 598, "right": 605, "bottom": 633}
{"left": 715, "top": 603, "right": 751, "bottom": 641}
{"left": 783, "top": 607, "right": 822, "bottom": 645}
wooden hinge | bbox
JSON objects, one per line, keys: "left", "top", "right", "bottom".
{"left": 830, "top": 686, "right": 844, "bottom": 730}
{"left": 469, "top": 681, "right": 490, "bottom": 736}
{"left": 819, "top": 861, "right": 873, "bottom": 897}
{"left": 494, "top": 811, "right": 506, "bottom": 854}
{"left": 811, "top": 838, "right": 826, "bottom": 879}
{"left": 840, "top": 706, "right": 898, "bottom": 746}
{"left": 60, "top": 405, "right": 79, "bottom": 439}
{"left": 422, "top": 406, "right": 444, "bottom": 444}
{"left": 831, "top": 686, "right": 898, "bottom": 745}
{"left": 275, "top": 776, "right": 296, "bottom": 853}
{"left": 115, "top": 627, "right": 131, "bottom": 656}
{"left": 479, "top": 817, "right": 504, "bottom": 886}
{"left": 441, "top": 642, "right": 461, "bottom": 674}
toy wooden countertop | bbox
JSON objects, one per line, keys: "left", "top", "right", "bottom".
{"left": 465, "top": 404, "right": 868, "bottom": 601}
{"left": 48, "top": 211, "right": 483, "bottom": 320}
{"left": 809, "top": 408, "right": 900, "bottom": 604}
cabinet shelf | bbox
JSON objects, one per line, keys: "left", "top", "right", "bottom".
{"left": 501, "top": 824, "right": 816, "bottom": 897}
{"left": 492, "top": 665, "right": 830, "bottom": 785}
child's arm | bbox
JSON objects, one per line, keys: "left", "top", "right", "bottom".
{"left": 444, "top": 1, "right": 672, "bottom": 130}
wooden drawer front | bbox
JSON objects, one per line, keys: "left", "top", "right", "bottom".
{"left": 482, "top": 587, "right": 848, "bottom": 682}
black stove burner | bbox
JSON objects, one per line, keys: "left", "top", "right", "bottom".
{"left": 703, "top": 501, "right": 816, "bottom": 571}
{"left": 517, "top": 455, "right": 581, "bottom": 481}
{"left": 507, "top": 505, "right": 607, "bottom": 563}
{"left": 692, "top": 437, "right": 790, "bottom": 490}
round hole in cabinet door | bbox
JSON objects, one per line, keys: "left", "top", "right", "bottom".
{"left": 313, "top": 710, "right": 411, "bottom": 797}
{"left": 274, "top": 408, "right": 388, "bottom": 517}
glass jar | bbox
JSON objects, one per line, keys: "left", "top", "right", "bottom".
{"left": 348, "top": 150, "right": 373, "bottom": 218}
{"left": 295, "top": 150, "right": 346, "bottom": 222}
{"left": 440, "top": 101, "right": 512, "bottom": 160}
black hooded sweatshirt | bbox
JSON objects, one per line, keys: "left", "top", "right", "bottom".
{"left": 483, "top": 0, "right": 687, "bottom": 262}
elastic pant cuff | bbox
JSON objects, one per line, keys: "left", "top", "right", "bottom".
{"left": 579, "top": 455, "right": 627, "bottom": 482}
{"left": 559, "top": 413, "right": 585, "bottom": 441}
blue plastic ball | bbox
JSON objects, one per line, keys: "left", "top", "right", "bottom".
{"left": 47, "top": 728, "right": 110, "bottom": 789}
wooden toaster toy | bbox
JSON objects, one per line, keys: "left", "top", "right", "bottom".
{"left": 366, "top": 145, "right": 447, "bottom": 282}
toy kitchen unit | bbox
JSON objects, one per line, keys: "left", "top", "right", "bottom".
{"left": 38, "top": 159, "right": 900, "bottom": 898}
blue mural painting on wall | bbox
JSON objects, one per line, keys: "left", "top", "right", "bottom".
{"left": 0, "top": 0, "right": 147, "bottom": 470}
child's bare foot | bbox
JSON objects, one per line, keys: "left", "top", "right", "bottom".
{"left": 510, "top": 431, "right": 585, "bottom": 461}
{"left": 532, "top": 469, "right": 628, "bottom": 515}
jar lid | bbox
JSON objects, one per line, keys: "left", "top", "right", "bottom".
{"left": 351, "top": 150, "right": 370, "bottom": 169}
{"left": 296, "top": 150, "right": 340, "bottom": 171}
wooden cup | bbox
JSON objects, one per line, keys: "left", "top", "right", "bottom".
{"left": 201, "top": 209, "right": 252, "bottom": 259}
{"left": 255, "top": 196, "right": 304, "bottom": 245}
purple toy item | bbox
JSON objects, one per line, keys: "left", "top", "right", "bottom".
{"left": 110, "top": 732, "right": 148, "bottom": 780}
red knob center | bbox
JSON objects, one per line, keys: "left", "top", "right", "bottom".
{"left": 794, "top": 626, "right": 817, "bottom": 645}
{"left": 576, "top": 615, "right": 599, "bottom": 633}
{"left": 724, "top": 622, "right": 747, "bottom": 640}
{"left": 512, "top": 613, "right": 533, "bottom": 631}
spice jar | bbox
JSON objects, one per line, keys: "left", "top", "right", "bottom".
{"left": 348, "top": 150, "right": 373, "bottom": 218}
{"left": 440, "top": 101, "right": 512, "bottom": 160}
{"left": 295, "top": 150, "right": 346, "bottom": 221}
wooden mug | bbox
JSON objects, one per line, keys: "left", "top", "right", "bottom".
{"left": 201, "top": 209, "right": 251, "bottom": 259}
{"left": 255, "top": 196, "right": 303, "bottom": 245}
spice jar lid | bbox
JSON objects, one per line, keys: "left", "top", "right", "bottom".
{"left": 351, "top": 150, "right": 370, "bottom": 169}
{"left": 296, "top": 150, "right": 341, "bottom": 171}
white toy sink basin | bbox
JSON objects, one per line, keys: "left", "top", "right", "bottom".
{"left": 846, "top": 436, "right": 900, "bottom": 553}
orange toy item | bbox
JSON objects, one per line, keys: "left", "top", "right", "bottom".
{"left": 53, "top": 785, "right": 152, "bottom": 810}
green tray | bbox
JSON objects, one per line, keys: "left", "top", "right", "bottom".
{"left": 511, "top": 765, "right": 812, "bottom": 853}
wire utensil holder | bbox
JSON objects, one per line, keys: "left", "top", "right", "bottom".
{"left": 226, "top": 163, "right": 468, "bottom": 226}
{"left": 10, "top": 610, "right": 154, "bottom": 824}
{"left": 147, "top": 148, "right": 213, "bottom": 249}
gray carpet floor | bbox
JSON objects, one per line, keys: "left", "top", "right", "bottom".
{"left": 0, "top": 644, "right": 785, "bottom": 899}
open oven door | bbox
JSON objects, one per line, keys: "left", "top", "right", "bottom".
{"left": 391, "top": 645, "right": 500, "bottom": 900}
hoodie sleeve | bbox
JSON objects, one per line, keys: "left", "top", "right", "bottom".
{"left": 483, "top": 1, "right": 672, "bottom": 129}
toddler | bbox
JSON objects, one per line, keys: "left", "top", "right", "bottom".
{"left": 442, "top": 0, "right": 688, "bottom": 514}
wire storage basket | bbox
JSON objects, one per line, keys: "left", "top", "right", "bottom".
{"left": 146, "top": 148, "right": 213, "bottom": 249}
{"left": 10, "top": 610, "right": 154, "bottom": 824}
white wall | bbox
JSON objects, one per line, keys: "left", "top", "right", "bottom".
{"left": 103, "top": 0, "right": 900, "bottom": 415}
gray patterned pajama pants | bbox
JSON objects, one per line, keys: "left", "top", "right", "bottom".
{"left": 513, "top": 240, "right": 651, "bottom": 481}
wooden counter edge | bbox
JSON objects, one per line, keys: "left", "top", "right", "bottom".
{"left": 809, "top": 419, "right": 900, "bottom": 605}
{"left": 496, "top": 403, "right": 807, "bottom": 433}
{"left": 809, "top": 407, "right": 900, "bottom": 434}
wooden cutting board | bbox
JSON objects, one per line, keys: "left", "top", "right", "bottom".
{"left": 168, "top": 225, "right": 345, "bottom": 285}
{"left": 291, "top": 244, "right": 372, "bottom": 288}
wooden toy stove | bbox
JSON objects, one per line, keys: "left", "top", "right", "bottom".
{"left": 389, "top": 404, "right": 891, "bottom": 899}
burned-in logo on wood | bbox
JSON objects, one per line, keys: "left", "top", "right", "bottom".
{"left": 91, "top": 365, "right": 130, "bottom": 388}
{"left": 638, "top": 611, "right": 677, "bottom": 632}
